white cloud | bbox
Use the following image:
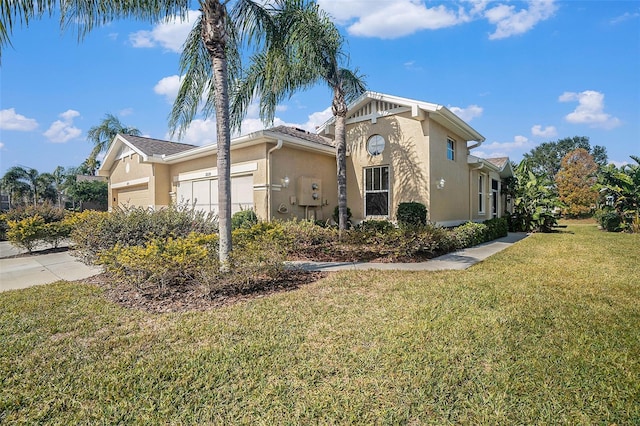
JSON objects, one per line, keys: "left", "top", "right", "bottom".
{"left": 43, "top": 109, "right": 82, "bottom": 143}
{"left": 154, "top": 75, "right": 183, "bottom": 103}
{"left": 167, "top": 118, "right": 217, "bottom": 146}
{"left": 119, "top": 108, "right": 134, "bottom": 117}
{"left": 485, "top": 0, "right": 558, "bottom": 40}
{"left": 482, "top": 135, "right": 532, "bottom": 152}
{"left": 531, "top": 124, "right": 557, "bottom": 137}
{"left": 0, "top": 142, "right": 5, "bottom": 149}
{"left": 559, "top": 90, "right": 621, "bottom": 129}
{"left": 449, "top": 104, "right": 483, "bottom": 122}
{"left": 610, "top": 11, "right": 640, "bottom": 25}
{"left": 319, "top": 0, "right": 469, "bottom": 38}
{"left": 0, "top": 108, "right": 39, "bottom": 131}
{"left": 129, "top": 10, "right": 200, "bottom": 53}
{"left": 317, "top": 0, "right": 556, "bottom": 40}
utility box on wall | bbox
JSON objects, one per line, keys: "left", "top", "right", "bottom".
{"left": 297, "top": 176, "right": 322, "bottom": 206}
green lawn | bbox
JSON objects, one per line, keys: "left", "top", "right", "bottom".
{"left": 1, "top": 222, "right": 639, "bottom": 424}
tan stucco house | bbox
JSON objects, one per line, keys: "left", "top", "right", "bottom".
{"left": 99, "top": 91, "right": 513, "bottom": 226}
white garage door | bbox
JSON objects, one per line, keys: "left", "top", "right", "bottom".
{"left": 177, "top": 175, "right": 254, "bottom": 214}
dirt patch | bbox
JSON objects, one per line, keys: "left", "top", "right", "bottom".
{"left": 86, "top": 270, "right": 328, "bottom": 313}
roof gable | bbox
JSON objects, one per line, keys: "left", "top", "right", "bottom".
{"left": 122, "top": 134, "right": 197, "bottom": 157}
{"left": 317, "top": 91, "right": 485, "bottom": 144}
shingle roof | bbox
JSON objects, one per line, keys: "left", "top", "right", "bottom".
{"left": 485, "top": 157, "right": 510, "bottom": 170}
{"left": 268, "top": 126, "right": 334, "bottom": 147}
{"left": 122, "top": 134, "right": 197, "bottom": 157}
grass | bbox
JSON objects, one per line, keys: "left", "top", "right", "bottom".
{"left": 1, "top": 222, "right": 639, "bottom": 424}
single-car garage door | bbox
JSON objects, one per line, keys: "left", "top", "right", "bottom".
{"left": 177, "top": 175, "right": 254, "bottom": 214}
{"left": 115, "top": 185, "right": 150, "bottom": 208}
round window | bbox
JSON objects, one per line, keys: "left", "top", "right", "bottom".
{"left": 367, "top": 134, "right": 385, "bottom": 156}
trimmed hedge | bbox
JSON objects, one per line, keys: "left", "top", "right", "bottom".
{"left": 397, "top": 202, "right": 427, "bottom": 227}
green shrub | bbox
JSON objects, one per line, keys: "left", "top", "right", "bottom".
{"left": 397, "top": 202, "right": 427, "bottom": 227}
{"left": 69, "top": 205, "right": 218, "bottom": 265}
{"left": 3, "top": 203, "right": 67, "bottom": 224}
{"left": 332, "top": 206, "right": 352, "bottom": 223}
{"left": 0, "top": 214, "right": 8, "bottom": 241}
{"left": 483, "top": 217, "right": 509, "bottom": 240}
{"left": 6, "top": 215, "right": 47, "bottom": 253}
{"left": 450, "top": 222, "right": 488, "bottom": 249}
{"left": 42, "top": 221, "right": 72, "bottom": 248}
{"left": 595, "top": 209, "right": 622, "bottom": 232}
{"left": 100, "top": 233, "right": 218, "bottom": 290}
{"left": 231, "top": 209, "right": 258, "bottom": 230}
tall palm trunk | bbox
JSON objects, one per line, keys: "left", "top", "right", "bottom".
{"left": 201, "top": 0, "right": 232, "bottom": 264}
{"left": 333, "top": 85, "right": 349, "bottom": 233}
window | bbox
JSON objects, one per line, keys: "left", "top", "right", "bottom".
{"left": 365, "top": 166, "right": 389, "bottom": 216}
{"left": 367, "top": 134, "right": 385, "bottom": 156}
{"left": 447, "top": 138, "right": 455, "bottom": 161}
{"left": 478, "top": 174, "right": 485, "bottom": 214}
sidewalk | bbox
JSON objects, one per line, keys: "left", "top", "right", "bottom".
{"left": 0, "top": 233, "right": 528, "bottom": 292}
{"left": 289, "top": 232, "right": 528, "bottom": 272}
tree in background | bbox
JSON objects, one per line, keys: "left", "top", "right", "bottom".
{"left": 523, "top": 136, "right": 607, "bottom": 182}
{"left": 0, "top": 166, "right": 55, "bottom": 206}
{"left": 66, "top": 180, "right": 108, "bottom": 210}
{"left": 555, "top": 148, "right": 598, "bottom": 217}
{"left": 86, "top": 114, "right": 141, "bottom": 175}
{"left": 595, "top": 156, "right": 640, "bottom": 233}
{"left": 508, "top": 160, "right": 560, "bottom": 232}
{"left": 231, "top": 0, "right": 366, "bottom": 232}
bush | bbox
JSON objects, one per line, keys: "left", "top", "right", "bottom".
{"left": 397, "top": 202, "right": 427, "bottom": 227}
{"left": 450, "top": 222, "right": 488, "bottom": 249}
{"left": 231, "top": 209, "right": 258, "bottom": 230}
{"left": 69, "top": 204, "right": 218, "bottom": 265}
{"left": 2, "top": 203, "right": 67, "bottom": 224}
{"left": 332, "top": 206, "right": 352, "bottom": 224}
{"left": 6, "top": 215, "right": 47, "bottom": 253}
{"left": 483, "top": 217, "right": 509, "bottom": 240}
{"left": 100, "top": 233, "right": 218, "bottom": 290}
{"left": 595, "top": 209, "right": 622, "bottom": 232}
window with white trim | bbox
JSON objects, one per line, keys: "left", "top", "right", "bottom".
{"left": 447, "top": 138, "right": 455, "bottom": 161}
{"left": 478, "top": 174, "right": 485, "bottom": 214}
{"left": 365, "top": 166, "right": 389, "bottom": 216}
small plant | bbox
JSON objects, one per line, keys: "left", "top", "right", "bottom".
{"left": 397, "top": 202, "right": 427, "bottom": 227}
{"left": 231, "top": 209, "right": 258, "bottom": 230}
{"left": 594, "top": 208, "right": 622, "bottom": 232}
{"left": 6, "top": 215, "right": 47, "bottom": 253}
{"left": 483, "top": 217, "right": 508, "bottom": 240}
{"left": 332, "top": 206, "right": 352, "bottom": 224}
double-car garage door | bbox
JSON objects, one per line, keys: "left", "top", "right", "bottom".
{"left": 177, "top": 175, "right": 254, "bottom": 214}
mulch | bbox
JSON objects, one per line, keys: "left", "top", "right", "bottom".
{"left": 86, "top": 270, "right": 328, "bottom": 313}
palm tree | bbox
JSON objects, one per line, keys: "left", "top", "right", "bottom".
{"left": 86, "top": 114, "right": 141, "bottom": 175}
{"left": 0, "top": 167, "right": 30, "bottom": 207}
{"left": 1, "top": 0, "right": 187, "bottom": 61}
{"left": 168, "top": 0, "right": 286, "bottom": 266}
{"left": 0, "top": 165, "right": 50, "bottom": 206}
{"left": 231, "top": 0, "right": 366, "bottom": 232}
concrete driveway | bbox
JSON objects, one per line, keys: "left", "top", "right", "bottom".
{"left": 0, "top": 242, "right": 102, "bottom": 292}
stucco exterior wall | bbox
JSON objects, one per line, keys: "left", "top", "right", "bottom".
{"left": 427, "top": 120, "right": 472, "bottom": 226}
{"left": 153, "top": 163, "right": 172, "bottom": 208}
{"left": 270, "top": 145, "right": 337, "bottom": 221}
{"left": 108, "top": 153, "right": 155, "bottom": 209}
{"left": 345, "top": 111, "right": 431, "bottom": 222}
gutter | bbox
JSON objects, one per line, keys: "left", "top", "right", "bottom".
{"left": 266, "top": 140, "right": 284, "bottom": 220}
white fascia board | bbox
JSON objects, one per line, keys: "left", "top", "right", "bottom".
{"left": 111, "top": 176, "right": 150, "bottom": 189}
{"left": 98, "top": 134, "right": 148, "bottom": 175}
{"left": 434, "top": 106, "right": 485, "bottom": 143}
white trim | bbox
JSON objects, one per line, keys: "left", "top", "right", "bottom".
{"left": 111, "top": 177, "right": 150, "bottom": 189}
{"left": 177, "top": 162, "right": 258, "bottom": 182}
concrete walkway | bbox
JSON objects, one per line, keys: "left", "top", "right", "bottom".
{"left": 0, "top": 242, "right": 102, "bottom": 292}
{"left": 0, "top": 233, "right": 528, "bottom": 292}
{"left": 289, "top": 232, "right": 529, "bottom": 272}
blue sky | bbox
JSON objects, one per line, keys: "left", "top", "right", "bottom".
{"left": 1, "top": 0, "right": 639, "bottom": 176}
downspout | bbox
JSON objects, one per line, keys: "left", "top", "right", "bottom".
{"left": 266, "top": 139, "right": 284, "bottom": 221}
{"left": 469, "top": 161, "right": 484, "bottom": 221}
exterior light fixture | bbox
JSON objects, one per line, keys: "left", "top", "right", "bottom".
{"left": 436, "top": 177, "right": 446, "bottom": 190}
{"left": 281, "top": 176, "right": 290, "bottom": 188}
